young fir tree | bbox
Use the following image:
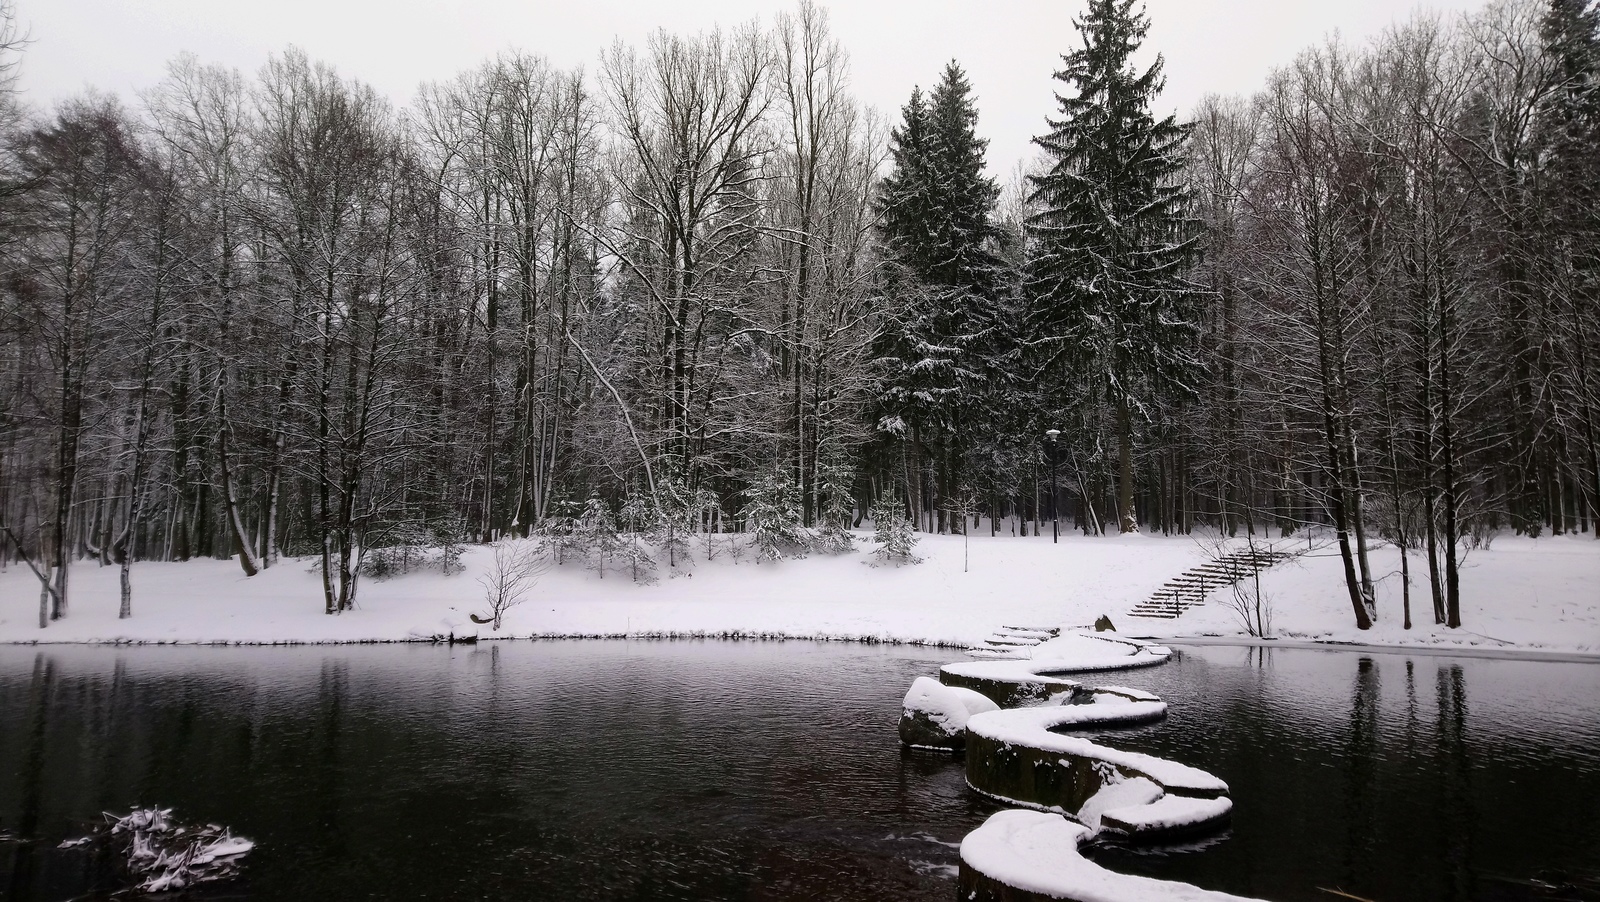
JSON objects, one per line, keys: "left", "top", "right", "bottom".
{"left": 1024, "top": 0, "right": 1203, "bottom": 534}
{"left": 812, "top": 455, "right": 857, "bottom": 553}
{"left": 618, "top": 493, "right": 658, "bottom": 584}
{"left": 578, "top": 495, "right": 622, "bottom": 579}
{"left": 739, "top": 468, "right": 809, "bottom": 562}
{"left": 870, "top": 490, "right": 921, "bottom": 565}
{"left": 872, "top": 62, "right": 1006, "bottom": 533}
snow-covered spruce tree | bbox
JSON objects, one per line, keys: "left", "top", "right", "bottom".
{"left": 576, "top": 495, "right": 622, "bottom": 579}
{"left": 739, "top": 469, "right": 809, "bottom": 562}
{"left": 871, "top": 490, "right": 921, "bottom": 566}
{"left": 539, "top": 497, "right": 585, "bottom": 566}
{"left": 876, "top": 63, "right": 1001, "bottom": 291}
{"left": 650, "top": 473, "right": 697, "bottom": 569}
{"left": 875, "top": 86, "right": 936, "bottom": 275}
{"left": 617, "top": 493, "right": 658, "bottom": 583}
{"left": 1536, "top": 0, "right": 1600, "bottom": 528}
{"left": 811, "top": 456, "right": 857, "bottom": 553}
{"left": 1024, "top": 0, "right": 1204, "bottom": 534}
{"left": 872, "top": 62, "right": 1008, "bottom": 533}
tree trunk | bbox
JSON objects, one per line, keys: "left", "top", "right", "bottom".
{"left": 1116, "top": 397, "right": 1137, "bottom": 533}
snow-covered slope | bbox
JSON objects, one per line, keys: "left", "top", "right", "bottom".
{"left": 2, "top": 531, "right": 1595, "bottom": 652}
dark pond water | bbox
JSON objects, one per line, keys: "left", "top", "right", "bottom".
{"left": 0, "top": 641, "right": 985, "bottom": 901}
{"left": 1, "top": 641, "right": 1598, "bottom": 902}
{"left": 1080, "top": 644, "right": 1600, "bottom": 902}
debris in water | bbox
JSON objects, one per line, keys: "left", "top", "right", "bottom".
{"left": 55, "top": 807, "right": 254, "bottom": 893}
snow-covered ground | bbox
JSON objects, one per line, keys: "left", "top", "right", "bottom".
{"left": 1, "top": 530, "right": 1596, "bottom": 653}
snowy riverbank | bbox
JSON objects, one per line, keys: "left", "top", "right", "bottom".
{"left": 2, "top": 531, "right": 1596, "bottom": 653}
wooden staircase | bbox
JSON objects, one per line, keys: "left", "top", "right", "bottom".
{"left": 1127, "top": 547, "right": 1296, "bottom": 620}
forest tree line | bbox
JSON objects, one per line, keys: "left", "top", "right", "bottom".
{"left": 0, "top": 0, "right": 1595, "bottom": 627}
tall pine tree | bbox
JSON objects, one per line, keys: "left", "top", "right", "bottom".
{"left": 1536, "top": 0, "right": 1600, "bottom": 520}
{"left": 1025, "top": 0, "right": 1203, "bottom": 533}
{"left": 876, "top": 65, "right": 1001, "bottom": 291}
{"left": 872, "top": 62, "right": 1006, "bottom": 532}
{"left": 876, "top": 86, "right": 935, "bottom": 278}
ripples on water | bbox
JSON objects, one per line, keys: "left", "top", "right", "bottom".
{"left": 1080, "top": 645, "right": 1600, "bottom": 902}
{"left": 0, "top": 642, "right": 990, "bottom": 901}
{"left": 2, "top": 641, "right": 1597, "bottom": 901}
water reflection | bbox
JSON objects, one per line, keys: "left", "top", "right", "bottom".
{"left": 1, "top": 642, "right": 984, "bottom": 902}
{"left": 8, "top": 654, "right": 50, "bottom": 900}
{"left": 1082, "top": 646, "right": 1600, "bottom": 902}
{"left": 2, "top": 642, "right": 1597, "bottom": 902}
{"left": 1339, "top": 657, "right": 1379, "bottom": 893}
{"left": 1438, "top": 663, "right": 1476, "bottom": 901}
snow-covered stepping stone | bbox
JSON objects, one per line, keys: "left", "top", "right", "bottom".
{"left": 943, "top": 632, "right": 1171, "bottom": 705}
{"left": 960, "top": 810, "right": 1262, "bottom": 902}
{"left": 898, "top": 676, "right": 1000, "bottom": 751}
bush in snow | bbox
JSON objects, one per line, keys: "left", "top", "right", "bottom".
{"left": 473, "top": 538, "right": 550, "bottom": 630}
{"left": 618, "top": 492, "right": 656, "bottom": 534}
{"left": 360, "top": 519, "right": 466, "bottom": 579}
{"left": 697, "top": 489, "right": 726, "bottom": 561}
{"left": 739, "top": 468, "right": 809, "bottom": 562}
{"left": 871, "top": 490, "right": 921, "bottom": 566}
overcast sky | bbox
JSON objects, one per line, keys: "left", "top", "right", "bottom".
{"left": 14, "top": 0, "right": 1489, "bottom": 177}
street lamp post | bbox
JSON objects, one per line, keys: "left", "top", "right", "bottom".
{"left": 1045, "top": 429, "right": 1061, "bottom": 543}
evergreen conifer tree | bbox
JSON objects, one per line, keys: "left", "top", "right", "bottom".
{"left": 812, "top": 455, "right": 858, "bottom": 553}
{"left": 618, "top": 493, "right": 658, "bottom": 584}
{"left": 1536, "top": 0, "right": 1600, "bottom": 521}
{"left": 925, "top": 62, "right": 1002, "bottom": 293}
{"left": 870, "top": 490, "right": 921, "bottom": 565}
{"left": 1539, "top": 0, "right": 1600, "bottom": 223}
{"left": 875, "top": 62, "right": 1002, "bottom": 294}
{"left": 1024, "top": 0, "right": 1203, "bottom": 533}
{"left": 1538, "top": 0, "right": 1600, "bottom": 292}
{"left": 873, "top": 62, "right": 1007, "bottom": 532}
{"left": 578, "top": 496, "right": 621, "bottom": 579}
{"left": 876, "top": 86, "right": 935, "bottom": 276}
{"left": 739, "top": 468, "right": 809, "bottom": 562}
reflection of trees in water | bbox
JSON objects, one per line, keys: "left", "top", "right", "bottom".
{"left": 317, "top": 656, "right": 349, "bottom": 857}
{"left": 1403, "top": 659, "right": 1419, "bottom": 756}
{"left": 91, "top": 657, "right": 130, "bottom": 804}
{"left": 1010, "top": 648, "right": 1600, "bottom": 901}
{"left": 482, "top": 643, "right": 504, "bottom": 716}
{"left": 2, "top": 644, "right": 965, "bottom": 901}
{"left": 1245, "top": 644, "right": 1271, "bottom": 669}
{"left": 7, "top": 653, "right": 53, "bottom": 898}
{"left": 1340, "top": 656, "right": 1380, "bottom": 895}
{"left": 1437, "top": 663, "right": 1474, "bottom": 901}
